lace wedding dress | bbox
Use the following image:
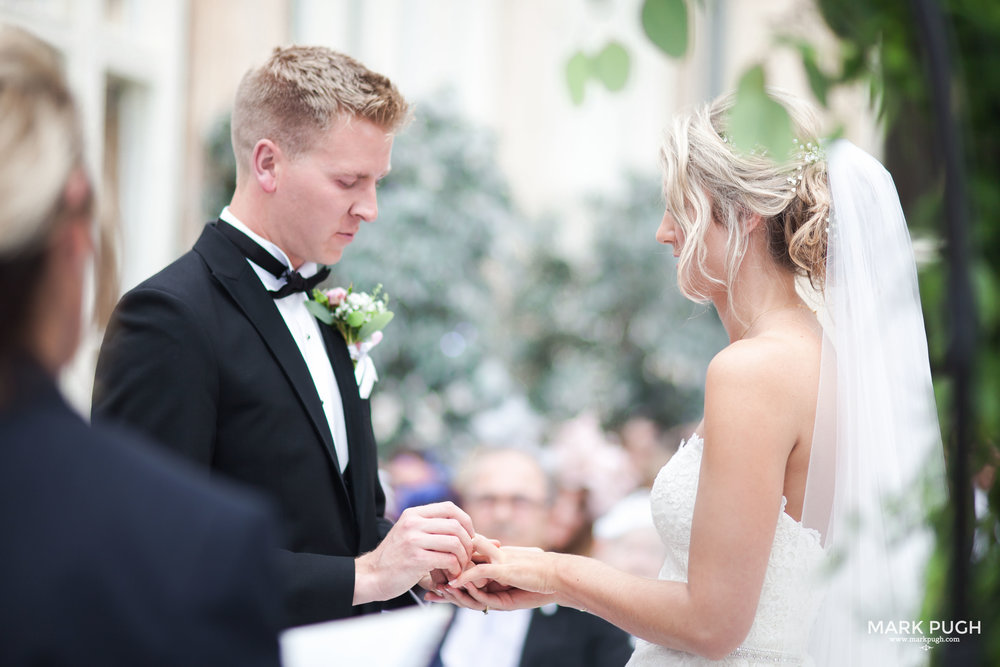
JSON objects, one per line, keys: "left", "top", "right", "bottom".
{"left": 626, "top": 434, "right": 826, "bottom": 666}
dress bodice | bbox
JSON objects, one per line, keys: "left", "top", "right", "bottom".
{"left": 626, "top": 434, "right": 826, "bottom": 666}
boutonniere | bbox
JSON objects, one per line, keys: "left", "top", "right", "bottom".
{"left": 306, "top": 285, "right": 394, "bottom": 399}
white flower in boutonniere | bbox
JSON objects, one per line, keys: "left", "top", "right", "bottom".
{"left": 305, "top": 284, "right": 394, "bottom": 399}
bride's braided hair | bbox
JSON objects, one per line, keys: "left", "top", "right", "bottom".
{"left": 660, "top": 90, "right": 831, "bottom": 306}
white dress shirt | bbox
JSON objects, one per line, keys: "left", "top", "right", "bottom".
{"left": 439, "top": 607, "right": 534, "bottom": 667}
{"left": 220, "top": 208, "right": 350, "bottom": 472}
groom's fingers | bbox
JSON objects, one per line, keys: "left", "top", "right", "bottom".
{"left": 405, "top": 502, "right": 476, "bottom": 539}
{"left": 412, "top": 517, "right": 474, "bottom": 558}
{"left": 415, "top": 535, "right": 473, "bottom": 576}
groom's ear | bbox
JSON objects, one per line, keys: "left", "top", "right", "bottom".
{"left": 251, "top": 139, "right": 279, "bottom": 194}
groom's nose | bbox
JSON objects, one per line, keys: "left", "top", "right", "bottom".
{"left": 350, "top": 183, "right": 379, "bottom": 222}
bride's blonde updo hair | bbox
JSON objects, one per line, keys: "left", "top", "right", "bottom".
{"left": 660, "top": 90, "right": 830, "bottom": 304}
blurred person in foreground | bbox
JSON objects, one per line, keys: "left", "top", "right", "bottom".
{"left": 442, "top": 91, "right": 945, "bottom": 665}
{"left": 0, "top": 25, "right": 282, "bottom": 665}
{"left": 92, "top": 44, "right": 474, "bottom": 627}
{"left": 433, "top": 447, "right": 633, "bottom": 667}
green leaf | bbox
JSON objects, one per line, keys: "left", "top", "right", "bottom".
{"left": 304, "top": 299, "right": 334, "bottom": 325}
{"left": 779, "top": 38, "right": 830, "bottom": 106}
{"left": 346, "top": 311, "right": 367, "bottom": 328}
{"left": 358, "top": 311, "right": 394, "bottom": 341}
{"left": 641, "top": 0, "right": 688, "bottom": 59}
{"left": 727, "top": 65, "right": 795, "bottom": 159}
{"left": 803, "top": 56, "right": 830, "bottom": 107}
{"left": 311, "top": 288, "right": 329, "bottom": 306}
{"left": 566, "top": 51, "right": 591, "bottom": 105}
{"left": 594, "top": 42, "right": 631, "bottom": 91}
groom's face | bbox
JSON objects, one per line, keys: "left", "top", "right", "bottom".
{"left": 271, "top": 116, "right": 393, "bottom": 268}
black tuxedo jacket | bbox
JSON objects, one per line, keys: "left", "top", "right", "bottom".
{"left": 93, "top": 222, "right": 394, "bottom": 626}
{"left": 1, "top": 359, "right": 282, "bottom": 665}
{"left": 431, "top": 605, "right": 633, "bottom": 667}
{"left": 519, "top": 605, "right": 634, "bottom": 667}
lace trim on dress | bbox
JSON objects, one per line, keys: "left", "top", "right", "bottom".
{"left": 729, "top": 645, "right": 805, "bottom": 664}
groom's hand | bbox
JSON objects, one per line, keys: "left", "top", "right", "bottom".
{"left": 353, "top": 501, "right": 475, "bottom": 605}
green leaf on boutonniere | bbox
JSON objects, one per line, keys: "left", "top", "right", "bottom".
{"left": 358, "top": 311, "right": 394, "bottom": 341}
{"left": 305, "top": 299, "right": 335, "bottom": 325}
{"left": 346, "top": 311, "right": 367, "bottom": 328}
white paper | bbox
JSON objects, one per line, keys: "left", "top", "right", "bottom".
{"left": 280, "top": 604, "right": 454, "bottom": 667}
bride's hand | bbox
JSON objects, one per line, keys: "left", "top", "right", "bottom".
{"left": 445, "top": 535, "right": 560, "bottom": 611}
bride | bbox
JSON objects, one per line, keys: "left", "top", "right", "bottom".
{"left": 440, "top": 91, "right": 944, "bottom": 665}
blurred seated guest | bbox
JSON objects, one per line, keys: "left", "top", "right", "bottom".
{"left": 592, "top": 490, "right": 666, "bottom": 579}
{"left": 0, "top": 25, "right": 282, "bottom": 666}
{"left": 384, "top": 447, "right": 457, "bottom": 520}
{"left": 433, "top": 447, "right": 633, "bottom": 667}
{"left": 618, "top": 416, "right": 676, "bottom": 490}
{"left": 547, "top": 413, "right": 638, "bottom": 555}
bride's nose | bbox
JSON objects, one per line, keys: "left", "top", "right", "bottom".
{"left": 656, "top": 211, "right": 676, "bottom": 245}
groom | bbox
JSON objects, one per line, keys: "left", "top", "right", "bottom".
{"left": 93, "top": 45, "right": 474, "bottom": 627}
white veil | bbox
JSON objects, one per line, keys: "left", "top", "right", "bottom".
{"left": 801, "top": 140, "right": 946, "bottom": 665}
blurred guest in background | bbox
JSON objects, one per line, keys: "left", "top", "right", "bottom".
{"left": 618, "top": 416, "right": 676, "bottom": 490}
{"left": 384, "top": 447, "right": 458, "bottom": 520}
{"left": 592, "top": 490, "right": 665, "bottom": 580}
{"left": 433, "top": 446, "right": 634, "bottom": 667}
{"left": 546, "top": 413, "right": 639, "bottom": 555}
{"left": 0, "top": 24, "right": 282, "bottom": 666}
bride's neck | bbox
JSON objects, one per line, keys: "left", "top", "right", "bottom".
{"left": 715, "top": 260, "right": 803, "bottom": 343}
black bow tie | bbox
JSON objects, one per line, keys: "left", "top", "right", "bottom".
{"left": 216, "top": 220, "right": 330, "bottom": 299}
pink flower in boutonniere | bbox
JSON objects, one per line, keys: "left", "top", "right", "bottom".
{"left": 325, "top": 287, "right": 348, "bottom": 307}
{"left": 305, "top": 284, "right": 393, "bottom": 399}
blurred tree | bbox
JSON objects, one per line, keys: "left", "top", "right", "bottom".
{"left": 330, "top": 95, "right": 524, "bottom": 457}
{"left": 507, "top": 174, "right": 725, "bottom": 430}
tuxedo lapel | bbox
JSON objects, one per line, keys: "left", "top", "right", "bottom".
{"left": 320, "top": 323, "right": 379, "bottom": 550}
{"left": 193, "top": 224, "right": 347, "bottom": 480}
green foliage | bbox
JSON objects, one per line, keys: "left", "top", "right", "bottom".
{"left": 566, "top": 52, "right": 590, "bottom": 105}
{"left": 358, "top": 311, "right": 393, "bottom": 341}
{"left": 798, "top": 0, "right": 1000, "bottom": 658}
{"left": 572, "top": 0, "right": 799, "bottom": 160}
{"left": 641, "top": 0, "right": 689, "bottom": 58}
{"left": 565, "top": 41, "right": 632, "bottom": 105}
{"left": 594, "top": 42, "right": 630, "bottom": 91}
{"left": 304, "top": 299, "right": 334, "bottom": 325}
{"left": 728, "top": 66, "right": 795, "bottom": 159}
{"left": 777, "top": 37, "right": 832, "bottom": 106}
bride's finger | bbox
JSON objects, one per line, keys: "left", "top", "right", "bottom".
{"left": 449, "top": 563, "right": 492, "bottom": 588}
{"left": 462, "top": 582, "right": 505, "bottom": 609}
{"left": 443, "top": 584, "right": 487, "bottom": 611}
{"left": 471, "top": 534, "right": 504, "bottom": 560}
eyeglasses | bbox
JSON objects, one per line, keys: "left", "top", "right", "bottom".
{"left": 465, "top": 494, "right": 548, "bottom": 513}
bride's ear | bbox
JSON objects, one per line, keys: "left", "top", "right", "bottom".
{"left": 742, "top": 213, "right": 765, "bottom": 234}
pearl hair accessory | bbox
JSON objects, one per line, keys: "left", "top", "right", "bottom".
{"left": 785, "top": 138, "right": 826, "bottom": 193}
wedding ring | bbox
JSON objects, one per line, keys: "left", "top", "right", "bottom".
{"left": 482, "top": 605, "right": 489, "bottom": 615}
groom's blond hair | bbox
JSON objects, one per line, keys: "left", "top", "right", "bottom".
{"left": 230, "top": 45, "right": 410, "bottom": 180}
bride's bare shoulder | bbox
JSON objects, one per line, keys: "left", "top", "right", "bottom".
{"left": 707, "top": 326, "right": 821, "bottom": 400}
